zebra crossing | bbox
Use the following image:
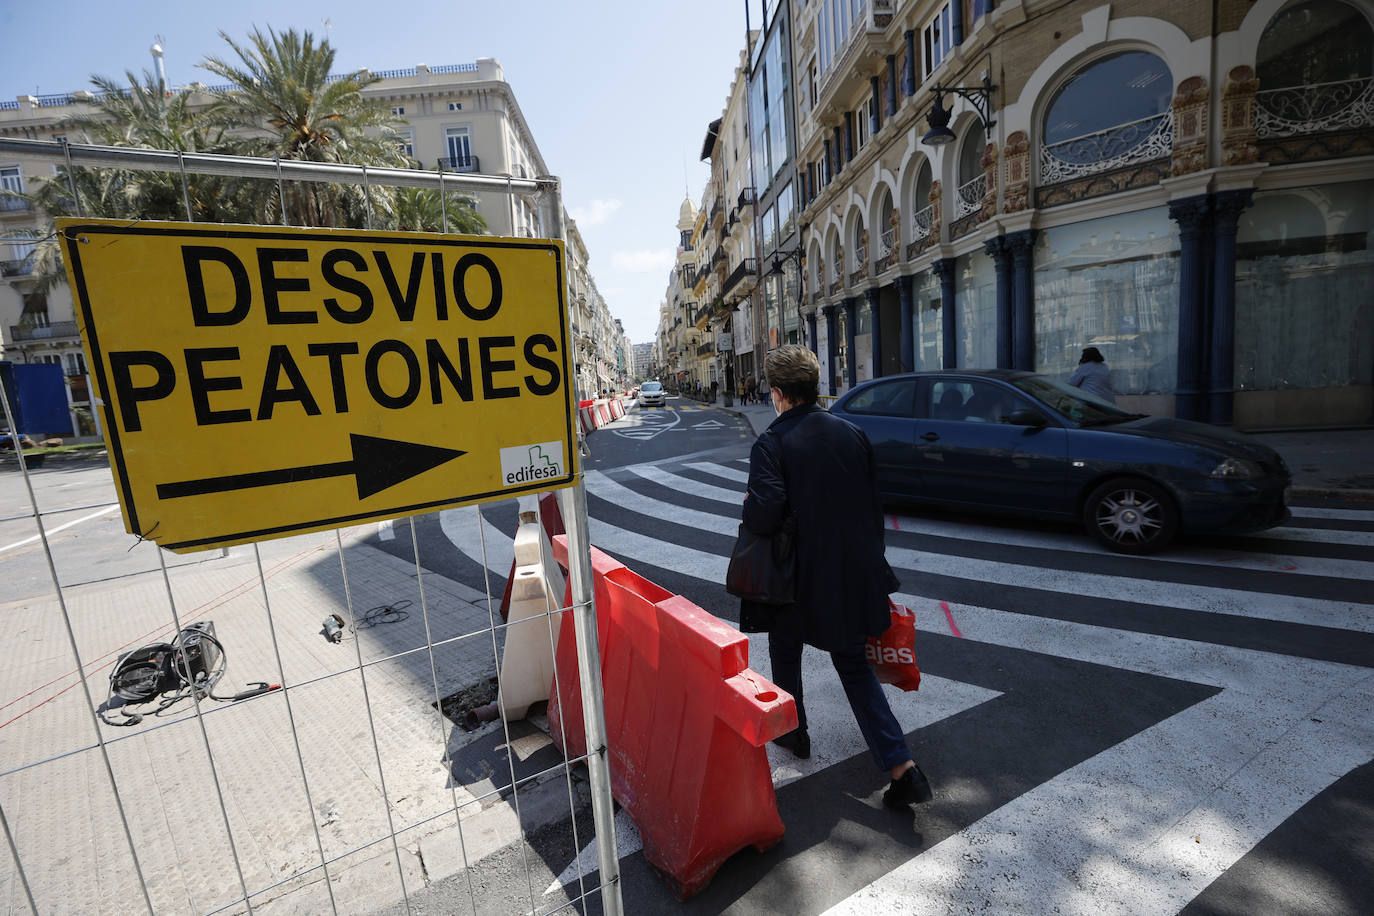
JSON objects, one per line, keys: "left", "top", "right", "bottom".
{"left": 404, "top": 452, "right": 1374, "bottom": 913}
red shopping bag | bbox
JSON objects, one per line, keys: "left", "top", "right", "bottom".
{"left": 865, "top": 599, "right": 921, "bottom": 691}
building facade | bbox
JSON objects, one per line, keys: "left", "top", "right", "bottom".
{"left": 789, "top": 0, "right": 1372, "bottom": 428}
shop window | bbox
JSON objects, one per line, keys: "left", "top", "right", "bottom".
{"left": 1040, "top": 51, "right": 1173, "bottom": 185}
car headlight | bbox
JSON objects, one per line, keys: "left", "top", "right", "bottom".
{"left": 1211, "top": 457, "right": 1263, "bottom": 479}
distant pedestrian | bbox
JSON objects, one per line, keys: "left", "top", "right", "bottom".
{"left": 738, "top": 345, "right": 932, "bottom": 809}
{"left": 710, "top": 379, "right": 718, "bottom": 403}
{"left": 758, "top": 374, "right": 769, "bottom": 407}
{"left": 1068, "top": 346, "right": 1115, "bottom": 403}
{"left": 745, "top": 373, "right": 756, "bottom": 404}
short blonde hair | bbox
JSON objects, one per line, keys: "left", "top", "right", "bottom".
{"left": 765, "top": 345, "right": 820, "bottom": 404}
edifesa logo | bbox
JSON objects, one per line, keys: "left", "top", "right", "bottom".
{"left": 865, "top": 644, "right": 915, "bottom": 665}
{"left": 499, "top": 441, "right": 566, "bottom": 486}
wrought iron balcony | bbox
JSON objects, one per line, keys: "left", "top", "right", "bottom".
{"left": 1, "top": 258, "right": 32, "bottom": 277}
{"left": 9, "top": 320, "right": 78, "bottom": 341}
{"left": 723, "top": 257, "right": 758, "bottom": 296}
{"left": 696, "top": 341, "right": 715, "bottom": 356}
{"left": 1, "top": 196, "right": 31, "bottom": 212}
{"left": 1039, "top": 112, "right": 1172, "bottom": 185}
{"left": 438, "top": 156, "right": 481, "bottom": 173}
{"left": 954, "top": 174, "right": 987, "bottom": 220}
{"left": 709, "top": 197, "right": 724, "bottom": 226}
{"left": 1255, "top": 77, "right": 1374, "bottom": 138}
{"left": 737, "top": 187, "right": 754, "bottom": 209}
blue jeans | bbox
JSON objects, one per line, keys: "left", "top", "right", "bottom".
{"left": 768, "top": 628, "right": 912, "bottom": 770}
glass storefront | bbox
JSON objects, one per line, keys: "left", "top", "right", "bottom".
{"left": 915, "top": 268, "right": 944, "bottom": 370}
{"left": 1033, "top": 206, "right": 1180, "bottom": 394}
{"left": 955, "top": 247, "right": 997, "bottom": 368}
{"left": 1235, "top": 179, "right": 1374, "bottom": 391}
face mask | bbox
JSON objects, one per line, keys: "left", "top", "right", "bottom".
{"left": 772, "top": 390, "right": 783, "bottom": 417}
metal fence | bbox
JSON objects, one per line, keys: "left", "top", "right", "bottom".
{"left": 0, "top": 137, "right": 621, "bottom": 916}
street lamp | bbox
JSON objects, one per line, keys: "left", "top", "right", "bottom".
{"left": 768, "top": 246, "right": 806, "bottom": 348}
{"left": 921, "top": 74, "right": 997, "bottom": 147}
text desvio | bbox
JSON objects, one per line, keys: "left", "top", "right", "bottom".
{"left": 107, "top": 244, "right": 565, "bottom": 432}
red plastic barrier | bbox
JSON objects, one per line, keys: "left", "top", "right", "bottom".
{"left": 579, "top": 405, "right": 599, "bottom": 433}
{"left": 609, "top": 398, "right": 625, "bottom": 419}
{"left": 547, "top": 536, "right": 796, "bottom": 898}
{"left": 595, "top": 401, "right": 611, "bottom": 425}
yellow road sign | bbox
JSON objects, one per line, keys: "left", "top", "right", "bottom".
{"left": 58, "top": 219, "right": 577, "bottom": 552}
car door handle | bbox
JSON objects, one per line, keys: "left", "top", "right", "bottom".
{"left": 920, "top": 432, "right": 940, "bottom": 442}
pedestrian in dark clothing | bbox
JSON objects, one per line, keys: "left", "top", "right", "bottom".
{"left": 1068, "top": 346, "right": 1115, "bottom": 403}
{"left": 710, "top": 379, "right": 719, "bottom": 403}
{"left": 738, "top": 345, "right": 932, "bottom": 809}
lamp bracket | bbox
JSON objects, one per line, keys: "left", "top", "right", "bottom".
{"left": 930, "top": 75, "right": 997, "bottom": 130}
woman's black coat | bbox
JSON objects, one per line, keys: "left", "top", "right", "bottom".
{"left": 739, "top": 403, "right": 894, "bottom": 651}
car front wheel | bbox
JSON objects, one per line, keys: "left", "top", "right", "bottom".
{"left": 1082, "top": 477, "right": 1178, "bottom": 554}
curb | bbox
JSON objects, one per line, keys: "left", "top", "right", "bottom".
{"left": 1288, "top": 486, "right": 1374, "bottom": 503}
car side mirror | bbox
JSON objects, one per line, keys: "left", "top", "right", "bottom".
{"left": 1007, "top": 408, "right": 1048, "bottom": 427}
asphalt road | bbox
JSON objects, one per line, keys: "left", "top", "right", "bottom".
{"left": 365, "top": 397, "right": 1374, "bottom": 916}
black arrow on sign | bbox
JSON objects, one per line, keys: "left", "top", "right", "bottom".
{"left": 156, "top": 434, "right": 466, "bottom": 501}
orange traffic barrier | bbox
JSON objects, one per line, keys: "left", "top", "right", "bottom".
{"left": 609, "top": 398, "right": 625, "bottom": 419}
{"left": 595, "top": 401, "right": 611, "bottom": 425}
{"left": 547, "top": 536, "right": 796, "bottom": 899}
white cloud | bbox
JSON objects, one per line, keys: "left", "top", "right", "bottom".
{"left": 569, "top": 198, "right": 623, "bottom": 227}
{"left": 611, "top": 249, "right": 674, "bottom": 272}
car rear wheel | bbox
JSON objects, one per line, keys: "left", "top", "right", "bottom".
{"left": 1082, "top": 477, "right": 1178, "bottom": 554}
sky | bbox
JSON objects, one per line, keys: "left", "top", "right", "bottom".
{"left": 0, "top": 0, "right": 764, "bottom": 346}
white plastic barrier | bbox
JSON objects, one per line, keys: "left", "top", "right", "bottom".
{"left": 497, "top": 497, "right": 568, "bottom": 719}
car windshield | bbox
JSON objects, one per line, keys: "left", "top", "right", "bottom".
{"left": 641, "top": 382, "right": 661, "bottom": 392}
{"left": 1008, "top": 375, "right": 1143, "bottom": 426}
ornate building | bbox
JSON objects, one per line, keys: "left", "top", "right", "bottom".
{"left": 785, "top": 0, "right": 1372, "bottom": 428}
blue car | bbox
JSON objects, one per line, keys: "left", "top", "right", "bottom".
{"left": 829, "top": 370, "right": 1291, "bottom": 554}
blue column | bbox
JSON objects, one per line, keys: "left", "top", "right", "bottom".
{"left": 823, "top": 305, "right": 839, "bottom": 396}
{"left": 1170, "top": 195, "right": 1210, "bottom": 421}
{"left": 1006, "top": 230, "right": 1037, "bottom": 370}
{"left": 870, "top": 76, "right": 882, "bottom": 134}
{"left": 867, "top": 288, "right": 884, "bottom": 378}
{"left": 898, "top": 273, "right": 915, "bottom": 373}
{"left": 985, "top": 235, "right": 1013, "bottom": 369}
{"left": 903, "top": 30, "right": 916, "bottom": 97}
{"left": 1209, "top": 189, "right": 1253, "bottom": 426}
{"left": 807, "top": 311, "right": 819, "bottom": 359}
{"left": 844, "top": 297, "right": 859, "bottom": 388}
{"left": 933, "top": 258, "right": 957, "bottom": 368}
{"left": 886, "top": 55, "right": 898, "bottom": 116}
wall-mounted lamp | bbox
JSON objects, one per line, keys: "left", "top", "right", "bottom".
{"left": 921, "top": 74, "right": 997, "bottom": 147}
{"left": 768, "top": 246, "right": 803, "bottom": 276}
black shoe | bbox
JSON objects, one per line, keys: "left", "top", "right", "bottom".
{"left": 771, "top": 729, "right": 811, "bottom": 759}
{"left": 883, "top": 765, "right": 933, "bottom": 808}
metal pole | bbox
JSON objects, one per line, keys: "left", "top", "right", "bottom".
{"left": 537, "top": 177, "right": 622, "bottom": 915}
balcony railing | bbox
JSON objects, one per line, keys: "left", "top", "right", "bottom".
{"left": 737, "top": 187, "right": 755, "bottom": 209}
{"left": 954, "top": 174, "right": 986, "bottom": 220}
{"left": 911, "top": 204, "right": 932, "bottom": 242}
{"left": 9, "top": 320, "right": 78, "bottom": 341}
{"left": 709, "top": 197, "right": 724, "bottom": 225}
{"left": 438, "top": 156, "right": 481, "bottom": 173}
{"left": 1039, "top": 112, "right": 1172, "bottom": 185}
{"left": 696, "top": 342, "right": 715, "bottom": 356}
{"left": 1, "top": 259, "right": 31, "bottom": 277}
{"left": 1255, "top": 77, "right": 1374, "bottom": 138}
{"left": 723, "top": 257, "right": 757, "bottom": 295}
{"left": 1, "top": 196, "right": 31, "bottom": 212}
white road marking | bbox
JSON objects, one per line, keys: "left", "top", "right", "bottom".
{"left": 823, "top": 596, "right": 1374, "bottom": 916}
{"left": 0, "top": 505, "right": 119, "bottom": 555}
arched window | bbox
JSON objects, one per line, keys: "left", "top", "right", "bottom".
{"left": 911, "top": 161, "right": 933, "bottom": 243}
{"left": 1255, "top": 0, "right": 1373, "bottom": 138}
{"left": 878, "top": 190, "right": 896, "bottom": 258}
{"left": 1040, "top": 51, "right": 1173, "bottom": 185}
{"left": 852, "top": 216, "right": 867, "bottom": 278}
{"left": 955, "top": 123, "right": 986, "bottom": 219}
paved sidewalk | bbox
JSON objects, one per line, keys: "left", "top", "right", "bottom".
{"left": 0, "top": 521, "right": 576, "bottom": 915}
{"left": 715, "top": 397, "right": 1374, "bottom": 501}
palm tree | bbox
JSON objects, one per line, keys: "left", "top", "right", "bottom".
{"left": 390, "top": 184, "right": 487, "bottom": 235}
{"left": 199, "top": 26, "right": 408, "bottom": 227}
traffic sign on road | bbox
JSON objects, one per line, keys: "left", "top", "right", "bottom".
{"left": 58, "top": 219, "right": 577, "bottom": 552}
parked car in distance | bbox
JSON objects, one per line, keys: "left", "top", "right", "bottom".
{"left": 638, "top": 381, "right": 666, "bottom": 408}
{"left": 829, "top": 370, "right": 1291, "bottom": 554}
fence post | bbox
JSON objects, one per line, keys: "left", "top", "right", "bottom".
{"left": 538, "top": 177, "right": 623, "bottom": 915}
